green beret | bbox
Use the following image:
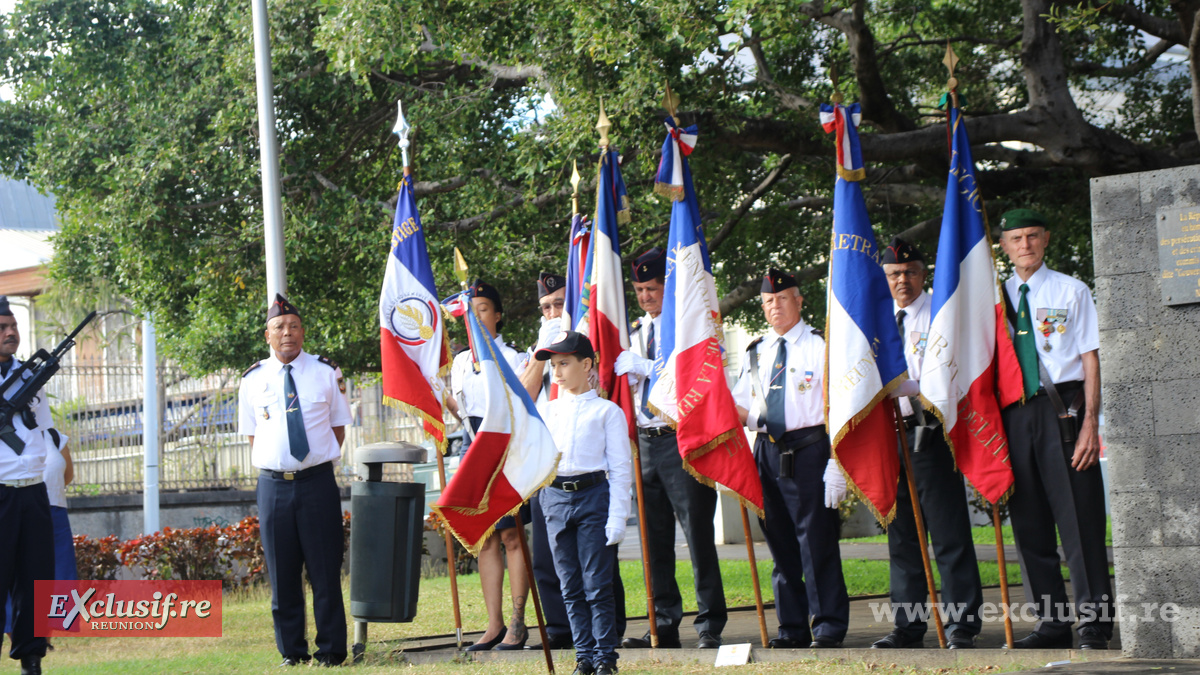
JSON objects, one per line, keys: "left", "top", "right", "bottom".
{"left": 999, "top": 209, "right": 1048, "bottom": 231}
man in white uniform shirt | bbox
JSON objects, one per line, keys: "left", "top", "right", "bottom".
{"left": 731, "top": 270, "right": 849, "bottom": 649}
{"left": 0, "top": 296, "right": 55, "bottom": 675}
{"left": 615, "top": 247, "right": 725, "bottom": 650}
{"left": 873, "top": 237, "right": 983, "bottom": 650}
{"left": 998, "top": 209, "right": 1112, "bottom": 650}
{"left": 238, "top": 294, "right": 352, "bottom": 667}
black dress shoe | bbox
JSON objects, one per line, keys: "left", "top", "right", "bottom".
{"left": 466, "top": 626, "right": 507, "bottom": 651}
{"left": 947, "top": 628, "right": 976, "bottom": 649}
{"left": 1009, "top": 631, "right": 1073, "bottom": 649}
{"left": 1078, "top": 627, "right": 1109, "bottom": 650}
{"left": 494, "top": 626, "right": 529, "bottom": 650}
{"left": 596, "top": 662, "right": 618, "bottom": 675}
{"left": 767, "top": 635, "right": 810, "bottom": 649}
{"left": 571, "top": 661, "right": 596, "bottom": 675}
{"left": 279, "top": 656, "right": 310, "bottom": 667}
{"left": 546, "top": 633, "right": 574, "bottom": 650}
{"left": 697, "top": 631, "right": 722, "bottom": 649}
{"left": 872, "top": 630, "right": 924, "bottom": 649}
{"left": 312, "top": 656, "right": 344, "bottom": 667}
{"left": 621, "top": 629, "right": 680, "bottom": 648}
{"left": 810, "top": 635, "right": 843, "bottom": 648}
{"left": 20, "top": 656, "right": 42, "bottom": 675}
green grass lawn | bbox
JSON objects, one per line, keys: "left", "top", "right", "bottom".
{"left": 41, "top": 567, "right": 1028, "bottom": 675}
{"left": 843, "top": 517, "right": 1113, "bottom": 548}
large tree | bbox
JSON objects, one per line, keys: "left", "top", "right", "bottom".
{"left": 1, "top": 0, "right": 1195, "bottom": 373}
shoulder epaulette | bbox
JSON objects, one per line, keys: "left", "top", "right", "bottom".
{"left": 745, "top": 336, "right": 764, "bottom": 352}
{"left": 810, "top": 328, "right": 824, "bottom": 339}
{"left": 631, "top": 319, "right": 642, "bottom": 333}
{"left": 507, "top": 341, "right": 518, "bottom": 350}
{"left": 242, "top": 361, "right": 262, "bottom": 378}
{"left": 317, "top": 355, "right": 340, "bottom": 370}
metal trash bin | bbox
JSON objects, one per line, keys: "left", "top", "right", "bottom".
{"left": 349, "top": 442, "right": 426, "bottom": 659}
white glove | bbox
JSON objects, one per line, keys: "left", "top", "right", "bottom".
{"left": 606, "top": 526, "right": 625, "bottom": 546}
{"left": 823, "top": 458, "right": 847, "bottom": 509}
{"left": 614, "top": 350, "right": 654, "bottom": 378}
{"left": 888, "top": 379, "right": 920, "bottom": 399}
{"left": 537, "top": 317, "right": 563, "bottom": 349}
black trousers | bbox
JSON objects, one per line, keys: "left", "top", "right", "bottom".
{"left": 1003, "top": 388, "right": 1113, "bottom": 638}
{"left": 754, "top": 431, "right": 849, "bottom": 641}
{"left": 531, "top": 492, "right": 625, "bottom": 641}
{"left": 637, "top": 429, "right": 726, "bottom": 636}
{"left": 887, "top": 425, "right": 984, "bottom": 637}
{"left": 0, "top": 482, "right": 53, "bottom": 660}
{"left": 257, "top": 464, "right": 348, "bottom": 663}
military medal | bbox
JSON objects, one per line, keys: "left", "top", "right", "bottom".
{"left": 1057, "top": 324, "right": 1066, "bottom": 334}
{"left": 261, "top": 409, "right": 270, "bottom": 420}
{"left": 1043, "top": 342, "right": 1052, "bottom": 353}
{"left": 797, "top": 370, "right": 814, "bottom": 393}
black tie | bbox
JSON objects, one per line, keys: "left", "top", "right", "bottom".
{"left": 765, "top": 337, "right": 787, "bottom": 442}
{"left": 640, "top": 322, "right": 656, "bottom": 419}
{"left": 0, "top": 360, "right": 25, "bottom": 454}
{"left": 896, "top": 309, "right": 907, "bottom": 339}
{"left": 284, "top": 365, "right": 310, "bottom": 462}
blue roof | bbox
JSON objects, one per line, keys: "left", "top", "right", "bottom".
{"left": 0, "top": 177, "right": 58, "bottom": 232}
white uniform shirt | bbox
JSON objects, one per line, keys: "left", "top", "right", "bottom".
{"left": 0, "top": 358, "right": 53, "bottom": 482}
{"left": 544, "top": 389, "right": 633, "bottom": 529}
{"left": 1003, "top": 264, "right": 1099, "bottom": 384}
{"left": 629, "top": 313, "right": 667, "bottom": 429}
{"left": 731, "top": 319, "right": 826, "bottom": 433}
{"left": 450, "top": 334, "right": 525, "bottom": 419}
{"left": 238, "top": 350, "right": 352, "bottom": 472}
{"left": 43, "top": 430, "right": 70, "bottom": 508}
{"left": 894, "top": 291, "right": 931, "bottom": 417}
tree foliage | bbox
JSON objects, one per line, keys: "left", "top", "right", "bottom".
{"left": 1, "top": 0, "right": 1196, "bottom": 373}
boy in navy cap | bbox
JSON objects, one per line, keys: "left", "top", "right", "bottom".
{"left": 536, "top": 331, "right": 632, "bottom": 675}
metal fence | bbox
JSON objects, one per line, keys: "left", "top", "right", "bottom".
{"left": 47, "top": 361, "right": 452, "bottom": 496}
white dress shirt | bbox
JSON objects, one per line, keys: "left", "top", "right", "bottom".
{"left": 628, "top": 313, "right": 667, "bottom": 429}
{"left": 731, "top": 319, "right": 826, "bottom": 433}
{"left": 43, "top": 430, "right": 70, "bottom": 508}
{"left": 544, "top": 389, "right": 633, "bottom": 530}
{"left": 894, "top": 291, "right": 931, "bottom": 417}
{"left": 450, "top": 334, "right": 525, "bottom": 418}
{"left": 238, "top": 350, "right": 353, "bottom": 472}
{"left": 1003, "top": 264, "right": 1099, "bottom": 384}
{"left": 0, "top": 358, "right": 53, "bottom": 482}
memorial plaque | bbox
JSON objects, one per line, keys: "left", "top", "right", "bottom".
{"left": 1157, "top": 206, "right": 1200, "bottom": 305}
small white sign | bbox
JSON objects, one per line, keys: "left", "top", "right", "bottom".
{"left": 713, "top": 643, "right": 752, "bottom": 667}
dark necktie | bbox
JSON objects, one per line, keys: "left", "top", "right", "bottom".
{"left": 284, "top": 364, "right": 311, "bottom": 462}
{"left": 640, "top": 322, "right": 656, "bottom": 419}
{"left": 0, "top": 360, "right": 25, "bottom": 454}
{"left": 1014, "top": 283, "right": 1039, "bottom": 399}
{"left": 765, "top": 337, "right": 787, "bottom": 442}
{"left": 896, "top": 309, "right": 907, "bottom": 341}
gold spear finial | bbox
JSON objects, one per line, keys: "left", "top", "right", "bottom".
{"left": 943, "top": 42, "right": 960, "bottom": 91}
{"left": 663, "top": 80, "right": 681, "bottom": 125}
{"left": 830, "top": 64, "right": 844, "bottom": 105}
{"left": 454, "top": 247, "right": 469, "bottom": 290}
{"left": 570, "top": 159, "right": 581, "bottom": 215}
{"left": 596, "top": 99, "right": 612, "bottom": 149}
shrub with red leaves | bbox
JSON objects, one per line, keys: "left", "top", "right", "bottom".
{"left": 73, "top": 534, "right": 123, "bottom": 581}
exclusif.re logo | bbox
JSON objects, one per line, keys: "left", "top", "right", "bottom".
{"left": 35, "top": 580, "right": 222, "bottom": 637}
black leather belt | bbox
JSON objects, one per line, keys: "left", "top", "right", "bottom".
{"left": 260, "top": 461, "right": 332, "bottom": 481}
{"left": 1029, "top": 380, "right": 1083, "bottom": 401}
{"left": 766, "top": 425, "right": 827, "bottom": 450}
{"left": 550, "top": 471, "right": 606, "bottom": 492}
{"left": 638, "top": 426, "right": 675, "bottom": 438}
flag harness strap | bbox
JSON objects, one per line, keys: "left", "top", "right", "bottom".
{"left": 747, "top": 346, "right": 771, "bottom": 436}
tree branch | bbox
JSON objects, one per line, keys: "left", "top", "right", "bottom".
{"left": 1069, "top": 38, "right": 1175, "bottom": 76}
{"left": 709, "top": 154, "right": 794, "bottom": 252}
{"left": 1101, "top": 1, "right": 1187, "bottom": 42}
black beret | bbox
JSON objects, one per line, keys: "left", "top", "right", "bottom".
{"left": 881, "top": 236, "right": 925, "bottom": 265}
{"left": 537, "top": 273, "right": 567, "bottom": 299}
{"left": 631, "top": 247, "right": 667, "bottom": 283}
{"left": 1000, "top": 208, "right": 1048, "bottom": 231}
{"left": 0, "top": 296, "right": 11, "bottom": 317}
{"left": 266, "top": 293, "right": 300, "bottom": 323}
{"left": 761, "top": 268, "right": 798, "bottom": 294}
{"left": 470, "top": 279, "right": 503, "bottom": 314}
{"left": 535, "top": 330, "right": 595, "bottom": 362}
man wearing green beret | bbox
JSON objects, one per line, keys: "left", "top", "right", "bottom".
{"left": 997, "top": 209, "right": 1112, "bottom": 651}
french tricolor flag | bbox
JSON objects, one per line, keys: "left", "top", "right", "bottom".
{"left": 647, "top": 118, "right": 763, "bottom": 516}
{"left": 822, "top": 102, "right": 908, "bottom": 526}
{"left": 431, "top": 299, "right": 560, "bottom": 554}
{"left": 919, "top": 103, "right": 1022, "bottom": 504}
{"left": 379, "top": 173, "right": 450, "bottom": 451}
{"left": 586, "top": 147, "right": 637, "bottom": 440}
{"left": 563, "top": 214, "right": 591, "bottom": 332}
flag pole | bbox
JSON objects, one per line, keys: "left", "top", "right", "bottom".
{"left": 513, "top": 512, "right": 556, "bottom": 674}
{"left": 597, "top": 102, "right": 658, "bottom": 647}
{"left": 893, "top": 400, "right": 947, "bottom": 648}
{"left": 739, "top": 506, "right": 769, "bottom": 647}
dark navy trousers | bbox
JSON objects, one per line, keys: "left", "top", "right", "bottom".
{"left": 0, "top": 482, "right": 53, "bottom": 660}
{"left": 754, "top": 431, "right": 849, "bottom": 642}
{"left": 257, "top": 464, "right": 347, "bottom": 664}
{"left": 542, "top": 480, "right": 619, "bottom": 667}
